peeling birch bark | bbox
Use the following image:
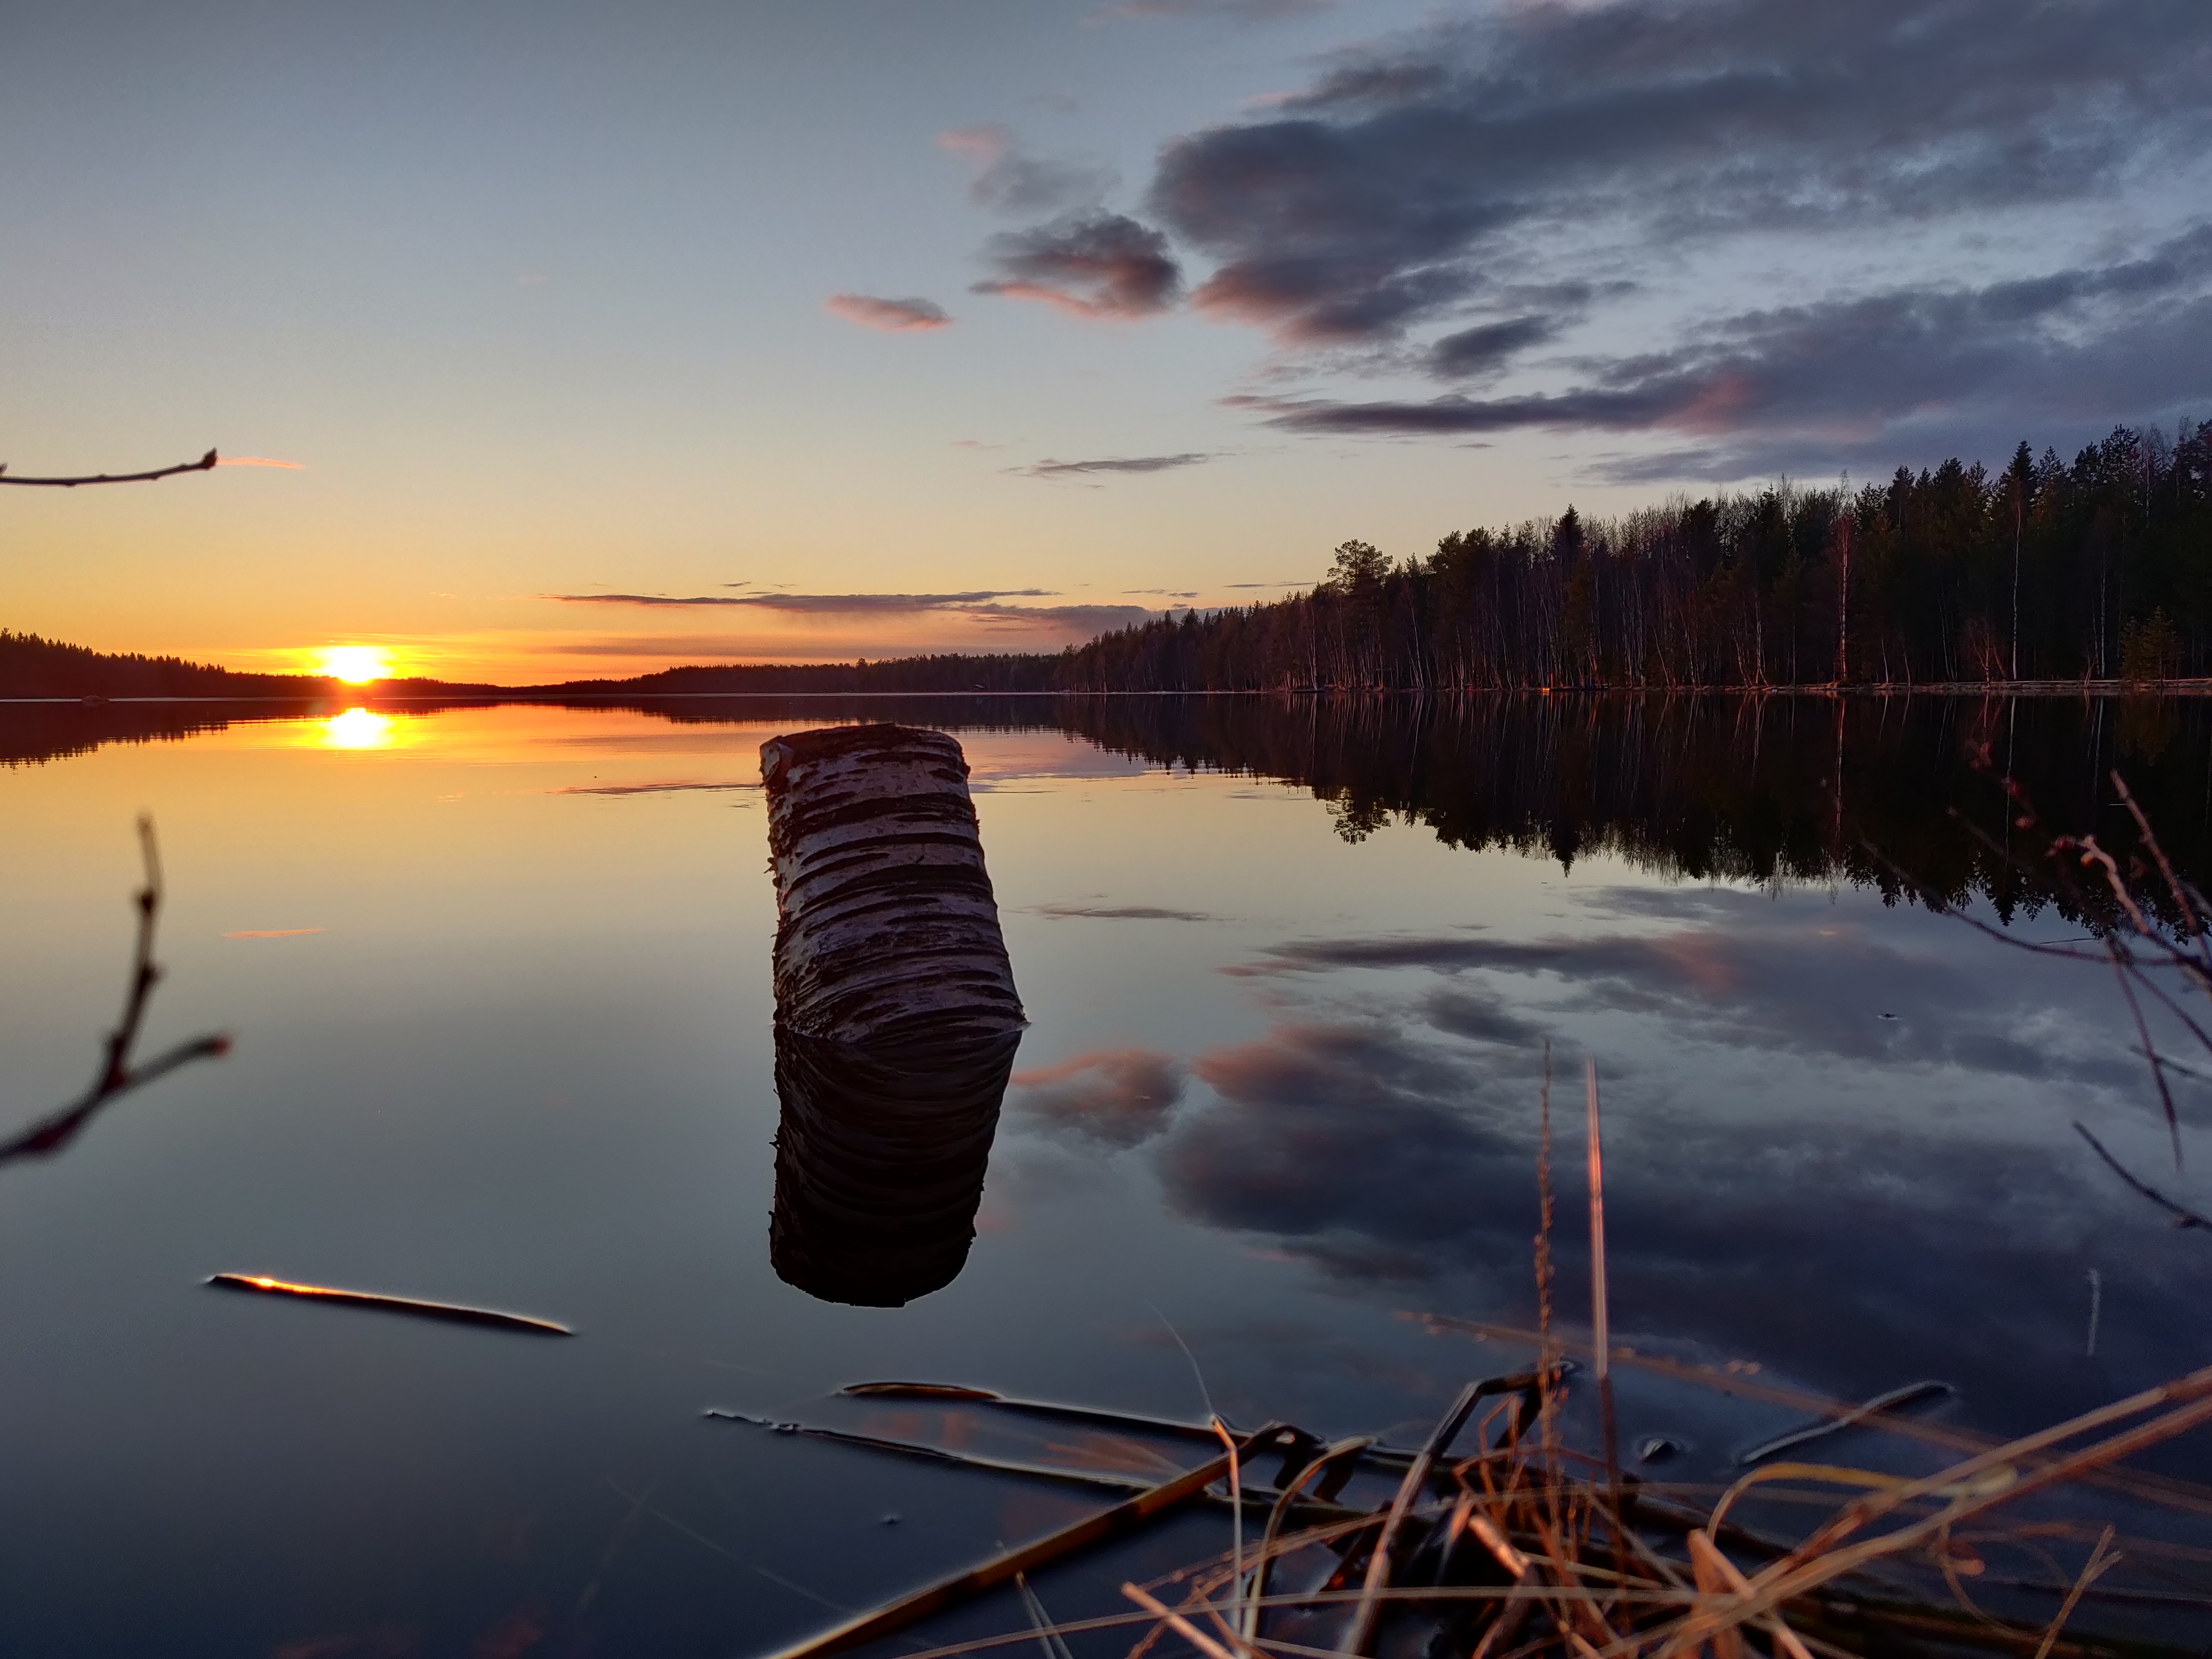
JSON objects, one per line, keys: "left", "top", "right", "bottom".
{"left": 760, "top": 724, "right": 1023, "bottom": 1045}
{"left": 759, "top": 724, "right": 1024, "bottom": 1306}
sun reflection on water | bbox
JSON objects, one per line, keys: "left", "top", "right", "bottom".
{"left": 321, "top": 708, "right": 395, "bottom": 750}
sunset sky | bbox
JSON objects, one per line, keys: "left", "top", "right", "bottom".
{"left": 6, "top": 0, "right": 2207, "bottom": 683}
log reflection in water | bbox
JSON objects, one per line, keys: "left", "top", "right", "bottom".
{"left": 768, "top": 1027, "right": 1018, "bottom": 1306}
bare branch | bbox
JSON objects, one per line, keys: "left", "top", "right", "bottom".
{"left": 0, "top": 817, "right": 230, "bottom": 1167}
{"left": 0, "top": 449, "right": 218, "bottom": 487}
{"left": 2104, "top": 938, "right": 2185, "bottom": 1169}
{"left": 2073, "top": 1123, "right": 2212, "bottom": 1232}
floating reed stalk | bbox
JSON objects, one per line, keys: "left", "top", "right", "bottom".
{"left": 205, "top": 1274, "right": 571, "bottom": 1336}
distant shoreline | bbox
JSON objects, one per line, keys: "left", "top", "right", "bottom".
{"left": 12, "top": 680, "right": 2212, "bottom": 705}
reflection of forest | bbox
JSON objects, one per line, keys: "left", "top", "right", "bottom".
{"left": 0, "top": 701, "right": 312, "bottom": 767}
{"left": 1055, "top": 693, "right": 2212, "bottom": 911}
{"left": 11, "top": 692, "right": 2211, "bottom": 911}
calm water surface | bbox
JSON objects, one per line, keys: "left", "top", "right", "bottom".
{"left": 1, "top": 696, "right": 2207, "bottom": 1656}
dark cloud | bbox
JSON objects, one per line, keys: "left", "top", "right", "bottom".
{"left": 541, "top": 590, "right": 1153, "bottom": 640}
{"left": 1428, "top": 314, "right": 1561, "bottom": 380}
{"left": 1150, "top": 0, "right": 2212, "bottom": 344}
{"left": 1012, "top": 1049, "right": 1187, "bottom": 1147}
{"left": 1014, "top": 453, "right": 1214, "bottom": 478}
{"left": 973, "top": 0, "right": 2212, "bottom": 473}
{"left": 1099, "top": 0, "right": 1340, "bottom": 18}
{"left": 1033, "top": 903, "right": 1214, "bottom": 921}
{"left": 967, "top": 603, "right": 1155, "bottom": 633}
{"left": 939, "top": 126, "right": 1112, "bottom": 216}
{"left": 973, "top": 212, "right": 1183, "bottom": 319}
{"left": 823, "top": 293, "right": 952, "bottom": 333}
{"left": 549, "top": 590, "right": 1055, "bottom": 612}
{"left": 1244, "top": 222, "right": 2212, "bottom": 473}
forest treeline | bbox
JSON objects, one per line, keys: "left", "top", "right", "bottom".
{"left": 0, "top": 632, "right": 498, "bottom": 700}
{"left": 0, "top": 631, "right": 1064, "bottom": 700}
{"left": 0, "top": 631, "right": 328, "bottom": 699}
{"left": 1061, "top": 423, "right": 2212, "bottom": 691}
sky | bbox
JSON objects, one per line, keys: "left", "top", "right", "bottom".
{"left": 4, "top": 0, "right": 2208, "bottom": 683}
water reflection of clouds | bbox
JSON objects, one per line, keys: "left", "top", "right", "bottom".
{"left": 1128, "top": 881, "right": 2212, "bottom": 1418}
{"left": 1241, "top": 890, "right": 2146, "bottom": 1088}
{"left": 1010, "top": 1049, "right": 1186, "bottom": 1147}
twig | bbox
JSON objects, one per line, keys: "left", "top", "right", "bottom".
{"left": 2072, "top": 1123, "right": 2212, "bottom": 1231}
{"left": 0, "top": 817, "right": 230, "bottom": 1166}
{"left": 0, "top": 449, "right": 219, "bottom": 486}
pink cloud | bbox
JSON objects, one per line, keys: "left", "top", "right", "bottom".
{"left": 825, "top": 293, "right": 953, "bottom": 333}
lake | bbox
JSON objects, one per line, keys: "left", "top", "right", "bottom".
{"left": 1, "top": 693, "right": 2207, "bottom": 1656}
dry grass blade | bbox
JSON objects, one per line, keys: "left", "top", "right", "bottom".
{"left": 1660, "top": 1371, "right": 2212, "bottom": 1654}
{"left": 2029, "top": 1527, "right": 2119, "bottom": 1659}
{"left": 700, "top": 1409, "right": 1163, "bottom": 1492}
{"left": 1014, "top": 1572, "right": 1077, "bottom": 1659}
{"left": 754, "top": 1423, "right": 1294, "bottom": 1659}
{"left": 1249, "top": 1437, "right": 1373, "bottom": 1641}
{"left": 1688, "top": 1531, "right": 1815, "bottom": 1659}
{"left": 1339, "top": 1380, "right": 1486, "bottom": 1653}
{"left": 1404, "top": 1310, "right": 2212, "bottom": 1518}
{"left": 1122, "top": 1583, "right": 1241, "bottom": 1659}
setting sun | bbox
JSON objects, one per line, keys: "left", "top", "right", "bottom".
{"left": 315, "top": 646, "right": 391, "bottom": 683}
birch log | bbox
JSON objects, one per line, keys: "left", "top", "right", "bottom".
{"left": 760, "top": 724, "right": 1022, "bottom": 1045}
{"left": 759, "top": 723, "right": 1024, "bottom": 1306}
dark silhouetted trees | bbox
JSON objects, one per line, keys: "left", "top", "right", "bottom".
{"left": 1059, "top": 423, "right": 2212, "bottom": 690}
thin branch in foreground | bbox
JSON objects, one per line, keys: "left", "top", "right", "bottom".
{"left": 0, "top": 449, "right": 218, "bottom": 486}
{"left": 2072, "top": 1123, "right": 2212, "bottom": 1232}
{"left": 0, "top": 817, "right": 230, "bottom": 1167}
